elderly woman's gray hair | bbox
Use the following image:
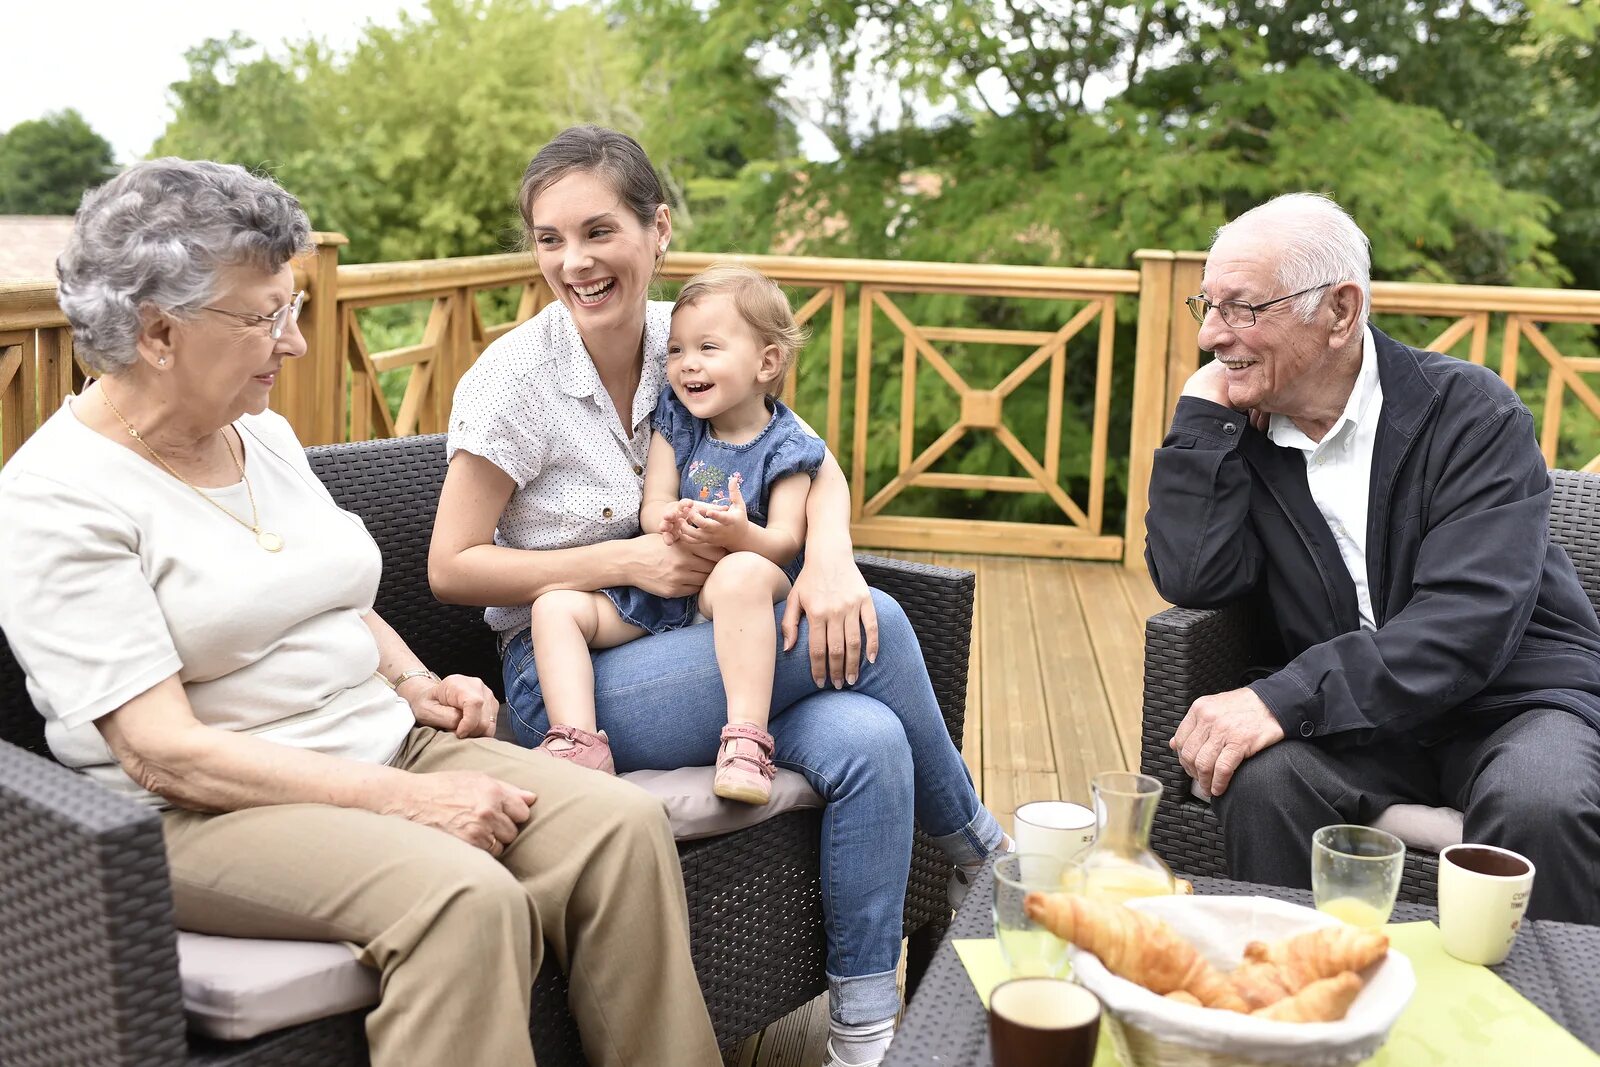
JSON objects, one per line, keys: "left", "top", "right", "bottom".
{"left": 1213, "top": 192, "right": 1372, "bottom": 326}
{"left": 56, "top": 159, "right": 312, "bottom": 374}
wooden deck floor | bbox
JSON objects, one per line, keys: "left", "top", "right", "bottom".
{"left": 724, "top": 553, "right": 1170, "bottom": 1066}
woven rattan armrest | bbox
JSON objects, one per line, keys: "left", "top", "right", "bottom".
{"left": 0, "top": 739, "right": 188, "bottom": 1067}
{"left": 1139, "top": 601, "right": 1254, "bottom": 805}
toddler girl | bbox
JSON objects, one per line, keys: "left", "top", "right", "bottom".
{"left": 528, "top": 264, "right": 825, "bottom": 804}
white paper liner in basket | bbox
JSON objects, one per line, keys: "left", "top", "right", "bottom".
{"left": 1067, "top": 895, "right": 1415, "bottom": 1067}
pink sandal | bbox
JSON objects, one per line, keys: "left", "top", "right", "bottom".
{"left": 714, "top": 722, "right": 776, "bottom": 805}
{"left": 536, "top": 724, "right": 616, "bottom": 775}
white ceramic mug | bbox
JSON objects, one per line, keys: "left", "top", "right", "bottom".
{"left": 1013, "top": 801, "right": 1096, "bottom": 867}
{"left": 1437, "top": 843, "right": 1536, "bottom": 966}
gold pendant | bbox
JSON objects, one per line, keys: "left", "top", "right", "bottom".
{"left": 257, "top": 531, "right": 284, "bottom": 553}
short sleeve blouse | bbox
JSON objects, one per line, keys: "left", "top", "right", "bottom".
{"left": 447, "top": 300, "right": 673, "bottom": 636}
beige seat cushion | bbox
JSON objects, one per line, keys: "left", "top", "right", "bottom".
{"left": 492, "top": 708, "right": 825, "bottom": 840}
{"left": 177, "top": 932, "right": 377, "bottom": 1040}
{"left": 1188, "top": 780, "right": 1463, "bottom": 854}
{"left": 1370, "top": 803, "right": 1464, "bottom": 854}
{"left": 623, "top": 766, "right": 823, "bottom": 840}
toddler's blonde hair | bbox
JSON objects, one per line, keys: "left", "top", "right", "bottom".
{"left": 672, "top": 264, "right": 809, "bottom": 396}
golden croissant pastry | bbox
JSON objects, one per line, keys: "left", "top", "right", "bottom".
{"left": 1250, "top": 971, "right": 1363, "bottom": 1023}
{"left": 1024, "top": 892, "right": 1248, "bottom": 1012}
{"left": 1231, "top": 925, "right": 1389, "bottom": 1009}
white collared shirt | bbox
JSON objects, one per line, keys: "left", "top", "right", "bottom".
{"left": 1267, "top": 327, "right": 1383, "bottom": 631}
{"left": 448, "top": 300, "right": 672, "bottom": 636}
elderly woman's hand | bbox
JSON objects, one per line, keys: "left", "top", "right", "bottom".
{"left": 784, "top": 552, "right": 880, "bottom": 688}
{"left": 389, "top": 770, "right": 537, "bottom": 855}
{"left": 402, "top": 674, "right": 501, "bottom": 738}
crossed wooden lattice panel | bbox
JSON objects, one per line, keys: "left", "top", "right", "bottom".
{"left": 1397, "top": 310, "right": 1600, "bottom": 472}
{"left": 853, "top": 287, "right": 1119, "bottom": 555}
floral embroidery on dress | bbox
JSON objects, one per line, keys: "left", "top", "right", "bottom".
{"left": 687, "top": 459, "right": 734, "bottom": 504}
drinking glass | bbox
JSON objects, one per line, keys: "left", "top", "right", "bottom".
{"left": 1311, "top": 824, "right": 1405, "bottom": 928}
{"left": 993, "top": 853, "right": 1073, "bottom": 978}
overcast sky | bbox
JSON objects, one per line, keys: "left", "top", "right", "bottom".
{"left": 3, "top": 0, "right": 855, "bottom": 163}
{"left": 4, "top": 1, "right": 435, "bottom": 161}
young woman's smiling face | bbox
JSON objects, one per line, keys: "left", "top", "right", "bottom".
{"left": 527, "top": 170, "right": 669, "bottom": 343}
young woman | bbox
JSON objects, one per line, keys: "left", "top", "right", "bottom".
{"left": 429, "top": 125, "right": 1008, "bottom": 1067}
{"left": 528, "top": 265, "right": 826, "bottom": 806}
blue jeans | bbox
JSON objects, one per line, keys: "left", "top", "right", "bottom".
{"left": 502, "top": 589, "right": 1002, "bottom": 1024}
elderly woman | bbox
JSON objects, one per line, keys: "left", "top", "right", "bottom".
{"left": 429, "top": 125, "right": 1011, "bottom": 1067}
{"left": 0, "top": 159, "right": 719, "bottom": 1067}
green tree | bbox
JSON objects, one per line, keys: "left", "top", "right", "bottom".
{"left": 153, "top": 0, "right": 792, "bottom": 263}
{"left": 0, "top": 109, "right": 115, "bottom": 214}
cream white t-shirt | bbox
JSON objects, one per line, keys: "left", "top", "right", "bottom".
{"left": 0, "top": 398, "right": 414, "bottom": 808}
{"left": 447, "top": 299, "right": 673, "bottom": 637}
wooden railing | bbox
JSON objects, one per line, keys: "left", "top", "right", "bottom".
{"left": 5, "top": 238, "right": 1599, "bottom": 568}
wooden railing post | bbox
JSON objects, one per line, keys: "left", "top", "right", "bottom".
{"left": 282, "top": 232, "right": 348, "bottom": 446}
{"left": 1166, "top": 252, "right": 1208, "bottom": 416}
{"left": 1124, "top": 251, "right": 1176, "bottom": 568}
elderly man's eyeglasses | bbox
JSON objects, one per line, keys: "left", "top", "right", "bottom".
{"left": 1185, "top": 283, "right": 1334, "bottom": 329}
{"left": 198, "top": 290, "right": 307, "bottom": 340}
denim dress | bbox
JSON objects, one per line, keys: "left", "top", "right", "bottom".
{"left": 604, "top": 386, "right": 826, "bottom": 634}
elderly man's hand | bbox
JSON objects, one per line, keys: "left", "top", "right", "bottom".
{"left": 1170, "top": 686, "right": 1285, "bottom": 797}
{"left": 1180, "top": 360, "right": 1270, "bottom": 430}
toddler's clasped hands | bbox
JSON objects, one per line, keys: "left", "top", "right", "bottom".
{"left": 659, "top": 474, "right": 750, "bottom": 550}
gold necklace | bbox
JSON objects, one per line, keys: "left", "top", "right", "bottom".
{"left": 101, "top": 387, "right": 284, "bottom": 553}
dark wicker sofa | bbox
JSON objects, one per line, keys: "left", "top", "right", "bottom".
{"left": 0, "top": 432, "right": 975, "bottom": 1067}
{"left": 1140, "top": 468, "right": 1600, "bottom": 904}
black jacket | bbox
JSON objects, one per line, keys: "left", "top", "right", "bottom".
{"left": 1144, "top": 327, "right": 1600, "bottom": 744}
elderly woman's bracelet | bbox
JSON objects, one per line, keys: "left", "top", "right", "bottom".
{"left": 386, "top": 668, "right": 441, "bottom": 690}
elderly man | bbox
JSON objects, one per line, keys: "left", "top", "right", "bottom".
{"left": 1145, "top": 192, "right": 1600, "bottom": 923}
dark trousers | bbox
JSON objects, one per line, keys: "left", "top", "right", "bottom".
{"left": 1213, "top": 707, "right": 1600, "bottom": 924}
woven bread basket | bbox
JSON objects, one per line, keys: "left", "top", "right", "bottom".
{"left": 1068, "top": 895, "right": 1415, "bottom": 1067}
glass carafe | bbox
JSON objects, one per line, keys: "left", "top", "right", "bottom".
{"left": 1073, "top": 771, "right": 1176, "bottom": 904}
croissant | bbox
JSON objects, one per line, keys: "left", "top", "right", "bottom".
{"left": 1165, "top": 990, "right": 1202, "bottom": 1007}
{"left": 1239, "top": 926, "right": 1389, "bottom": 995}
{"left": 1228, "top": 959, "right": 1299, "bottom": 1011}
{"left": 1025, "top": 892, "right": 1248, "bottom": 1012}
{"left": 1250, "top": 971, "right": 1362, "bottom": 1023}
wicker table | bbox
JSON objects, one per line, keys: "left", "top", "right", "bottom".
{"left": 883, "top": 866, "right": 1600, "bottom": 1065}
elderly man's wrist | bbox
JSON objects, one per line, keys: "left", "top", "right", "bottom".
{"left": 1171, "top": 396, "right": 1250, "bottom": 448}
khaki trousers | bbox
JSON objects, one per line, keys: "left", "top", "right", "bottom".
{"left": 161, "top": 727, "right": 719, "bottom": 1067}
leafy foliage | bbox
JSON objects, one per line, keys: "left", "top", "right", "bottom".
{"left": 153, "top": 0, "right": 790, "bottom": 263}
{"left": 0, "top": 110, "right": 115, "bottom": 215}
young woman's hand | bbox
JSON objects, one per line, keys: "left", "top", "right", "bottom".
{"left": 629, "top": 531, "right": 720, "bottom": 597}
{"left": 784, "top": 551, "right": 880, "bottom": 688}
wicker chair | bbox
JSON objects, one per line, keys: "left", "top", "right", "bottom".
{"left": 1141, "top": 468, "right": 1600, "bottom": 904}
{"left": 0, "top": 432, "right": 975, "bottom": 1067}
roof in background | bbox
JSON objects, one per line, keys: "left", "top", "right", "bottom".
{"left": 0, "top": 216, "right": 73, "bottom": 283}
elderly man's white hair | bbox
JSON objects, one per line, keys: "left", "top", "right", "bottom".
{"left": 1212, "top": 192, "right": 1372, "bottom": 326}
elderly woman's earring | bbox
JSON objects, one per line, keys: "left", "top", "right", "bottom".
{"left": 157, "top": 357, "right": 167, "bottom": 366}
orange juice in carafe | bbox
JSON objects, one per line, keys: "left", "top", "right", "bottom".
{"left": 1074, "top": 772, "right": 1177, "bottom": 904}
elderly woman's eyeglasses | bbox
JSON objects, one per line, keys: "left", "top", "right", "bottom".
{"left": 198, "top": 290, "right": 307, "bottom": 340}
{"left": 1185, "top": 283, "right": 1334, "bottom": 329}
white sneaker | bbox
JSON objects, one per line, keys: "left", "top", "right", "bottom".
{"left": 822, "top": 1036, "right": 887, "bottom": 1067}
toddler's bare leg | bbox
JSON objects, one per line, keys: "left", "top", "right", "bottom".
{"left": 698, "top": 552, "right": 793, "bottom": 731}
{"left": 529, "top": 590, "right": 645, "bottom": 732}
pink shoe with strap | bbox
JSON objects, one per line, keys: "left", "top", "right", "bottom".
{"left": 713, "top": 722, "right": 776, "bottom": 805}
{"left": 535, "top": 724, "right": 616, "bottom": 775}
